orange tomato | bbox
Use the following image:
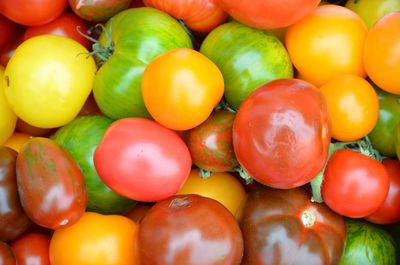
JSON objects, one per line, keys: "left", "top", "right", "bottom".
{"left": 364, "top": 12, "right": 400, "bottom": 94}
{"left": 285, "top": 5, "right": 367, "bottom": 87}
{"left": 319, "top": 75, "right": 379, "bottom": 141}
{"left": 50, "top": 212, "right": 140, "bottom": 265}
{"left": 141, "top": 48, "right": 224, "bottom": 131}
{"left": 3, "top": 132, "right": 32, "bottom": 152}
{"left": 176, "top": 168, "right": 247, "bottom": 217}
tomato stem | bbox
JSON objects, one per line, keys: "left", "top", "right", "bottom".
{"left": 234, "top": 166, "right": 253, "bottom": 184}
{"left": 199, "top": 168, "right": 212, "bottom": 179}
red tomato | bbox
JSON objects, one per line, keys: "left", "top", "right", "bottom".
{"left": 0, "top": 241, "right": 16, "bottom": 265}
{"left": 0, "top": 0, "right": 68, "bottom": 26}
{"left": 233, "top": 79, "right": 331, "bottom": 189}
{"left": 129, "top": 0, "right": 145, "bottom": 8}
{"left": 217, "top": 0, "right": 321, "bottom": 29}
{"left": 365, "top": 159, "right": 400, "bottom": 224}
{"left": 24, "top": 12, "right": 91, "bottom": 50}
{"left": 94, "top": 118, "right": 192, "bottom": 202}
{"left": 68, "top": 0, "right": 131, "bottom": 22}
{"left": 0, "top": 14, "right": 18, "bottom": 52}
{"left": 10, "top": 233, "right": 51, "bottom": 265}
{"left": 322, "top": 149, "right": 390, "bottom": 218}
{"left": 0, "top": 30, "right": 24, "bottom": 67}
{"left": 144, "top": 0, "right": 228, "bottom": 33}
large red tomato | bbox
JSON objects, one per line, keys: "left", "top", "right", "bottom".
{"left": 217, "top": 0, "right": 321, "bottom": 29}
{"left": 233, "top": 79, "right": 331, "bottom": 189}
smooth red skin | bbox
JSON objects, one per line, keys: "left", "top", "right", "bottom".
{"left": 187, "top": 110, "right": 238, "bottom": 172}
{"left": 94, "top": 118, "right": 192, "bottom": 202}
{"left": 10, "top": 233, "right": 50, "bottom": 265}
{"left": 240, "top": 186, "right": 346, "bottom": 265}
{"left": 24, "top": 12, "right": 91, "bottom": 50}
{"left": 0, "top": 147, "right": 31, "bottom": 242}
{"left": 0, "top": 241, "right": 16, "bottom": 265}
{"left": 322, "top": 149, "right": 390, "bottom": 218}
{"left": 0, "top": 0, "right": 68, "bottom": 26}
{"left": 144, "top": 0, "right": 228, "bottom": 33}
{"left": 139, "top": 194, "right": 244, "bottom": 265}
{"left": 0, "top": 14, "right": 18, "bottom": 52}
{"left": 129, "top": 0, "right": 144, "bottom": 8}
{"left": 0, "top": 32, "right": 24, "bottom": 67}
{"left": 233, "top": 79, "right": 330, "bottom": 189}
{"left": 68, "top": 0, "right": 132, "bottom": 22}
{"left": 16, "top": 137, "right": 87, "bottom": 230}
{"left": 365, "top": 159, "right": 400, "bottom": 224}
{"left": 217, "top": 0, "right": 320, "bottom": 29}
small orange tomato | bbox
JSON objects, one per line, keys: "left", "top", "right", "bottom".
{"left": 3, "top": 132, "right": 32, "bottom": 152}
{"left": 285, "top": 5, "right": 367, "bottom": 87}
{"left": 364, "top": 12, "right": 400, "bottom": 94}
{"left": 319, "top": 75, "right": 379, "bottom": 141}
{"left": 141, "top": 48, "right": 224, "bottom": 131}
{"left": 50, "top": 212, "right": 140, "bottom": 265}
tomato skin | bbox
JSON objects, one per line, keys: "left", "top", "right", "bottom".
{"left": 233, "top": 79, "right": 331, "bottom": 189}
{"left": 139, "top": 194, "right": 244, "bottom": 265}
{"left": 0, "top": 65, "right": 17, "bottom": 145}
{"left": 16, "top": 137, "right": 87, "bottom": 229}
{"left": 322, "top": 149, "right": 390, "bottom": 218}
{"left": 0, "top": 147, "right": 31, "bottom": 242}
{"left": 187, "top": 109, "right": 238, "bottom": 172}
{"left": 69, "top": 0, "right": 131, "bottom": 22}
{"left": 0, "top": 14, "right": 18, "bottom": 53}
{"left": 10, "top": 233, "right": 51, "bottom": 265}
{"left": 0, "top": 241, "right": 15, "bottom": 265}
{"left": 144, "top": 0, "right": 227, "bottom": 33}
{"left": 94, "top": 118, "right": 192, "bottom": 202}
{"left": 0, "top": 0, "right": 68, "bottom": 26}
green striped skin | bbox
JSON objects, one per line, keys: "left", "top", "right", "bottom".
{"left": 93, "top": 7, "right": 193, "bottom": 119}
{"left": 339, "top": 219, "right": 397, "bottom": 265}
{"left": 52, "top": 115, "right": 136, "bottom": 214}
{"left": 200, "top": 21, "right": 293, "bottom": 110}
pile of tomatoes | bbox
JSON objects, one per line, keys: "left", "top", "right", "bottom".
{"left": 1, "top": 0, "right": 400, "bottom": 264}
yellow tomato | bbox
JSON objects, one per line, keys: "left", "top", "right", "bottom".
{"left": 176, "top": 168, "right": 247, "bottom": 217}
{"left": 285, "top": 5, "right": 367, "bottom": 87}
{"left": 3, "top": 132, "right": 32, "bottom": 152}
{"left": 0, "top": 65, "right": 17, "bottom": 145}
{"left": 141, "top": 48, "right": 224, "bottom": 131}
{"left": 50, "top": 212, "right": 140, "bottom": 265}
{"left": 4, "top": 35, "right": 96, "bottom": 129}
{"left": 319, "top": 75, "right": 379, "bottom": 141}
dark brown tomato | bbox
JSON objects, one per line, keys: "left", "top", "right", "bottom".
{"left": 0, "top": 241, "right": 16, "bottom": 265}
{"left": 10, "top": 232, "right": 50, "bottom": 265}
{"left": 187, "top": 109, "right": 238, "bottom": 172}
{"left": 125, "top": 202, "right": 153, "bottom": 224}
{"left": 0, "top": 147, "right": 31, "bottom": 242}
{"left": 68, "top": 0, "right": 132, "bottom": 22}
{"left": 139, "top": 194, "right": 244, "bottom": 265}
{"left": 16, "top": 137, "right": 87, "bottom": 229}
{"left": 240, "top": 186, "right": 346, "bottom": 265}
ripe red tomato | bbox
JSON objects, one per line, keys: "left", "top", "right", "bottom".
{"left": 322, "top": 149, "right": 390, "bottom": 218}
{"left": 0, "top": 241, "right": 16, "bottom": 265}
{"left": 10, "top": 232, "right": 51, "bottom": 265}
{"left": 0, "top": 14, "right": 18, "bottom": 53}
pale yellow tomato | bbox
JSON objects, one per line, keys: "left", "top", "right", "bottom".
{"left": 4, "top": 35, "right": 96, "bottom": 129}
{"left": 0, "top": 65, "right": 17, "bottom": 145}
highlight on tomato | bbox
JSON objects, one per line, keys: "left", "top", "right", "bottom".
{"left": 11, "top": 232, "right": 51, "bottom": 265}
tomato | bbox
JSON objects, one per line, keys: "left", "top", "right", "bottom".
{"left": 130, "top": 0, "right": 145, "bottom": 8}
{"left": 78, "top": 93, "right": 102, "bottom": 116}
{"left": 0, "top": 65, "right": 16, "bottom": 145}
{"left": 319, "top": 75, "right": 379, "bottom": 141}
{"left": 365, "top": 159, "right": 400, "bottom": 224}
{"left": 0, "top": 14, "right": 18, "bottom": 53}
{"left": 217, "top": 0, "right": 320, "bottom": 29}
{"left": 69, "top": 0, "right": 131, "bottom": 22}
{"left": 50, "top": 212, "right": 139, "bottom": 265}
{"left": 177, "top": 168, "right": 246, "bottom": 216}
{"left": 200, "top": 21, "right": 293, "bottom": 110}
{"left": 233, "top": 79, "right": 330, "bottom": 189}
{"left": 15, "top": 119, "right": 51, "bottom": 137}
{"left": 3, "top": 35, "right": 96, "bottom": 129}
{"left": 3, "top": 133, "right": 32, "bottom": 153}
{"left": 125, "top": 202, "right": 153, "bottom": 224}
{"left": 93, "top": 8, "right": 192, "bottom": 119}
{"left": 0, "top": 32, "right": 24, "bottom": 67}
{"left": 0, "top": 241, "right": 15, "bottom": 265}
{"left": 285, "top": 5, "right": 367, "bottom": 87}
{"left": 10, "top": 233, "right": 51, "bottom": 265}
{"left": 0, "top": 0, "right": 67, "bottom": 26}
{"left": 363, "top": 12, "right": 400, "bottom": 94}
{"left": 240, "top": 186, "right": 346, "bottom": 265}
{"left": 186, "top": 109, "right": 238, "bottom": 172}
{"left": 139, "top": 194, "right": 244, "bottom": 265}
{"left": 16, "top": 137, "right": 87, "bottom": 229}
{"left": 143, "top": 0, "right": 227, "bottom": 33}
{"left": 24, "top": 12, "right": 91, "bottom": 50}
{"left": 322, "top": 149, "right": 389, "bottom": 218}
{"left": 142, "top": 48, "right": 224, "bottom": 131}
{"left": 0, "top": 147, "right": 31, "bottom": 242}
{"left": 94, "top": 118, "right": 192, "bottom": 202}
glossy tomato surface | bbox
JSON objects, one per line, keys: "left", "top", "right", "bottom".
{"left": 0, "top": 241, "right": 15, "bottom": 265}
{"left": 11, "top": 232, "right": 51, "bottom": 265}
{"left": 69, "top": 0, "right": 131, "bottom": 22}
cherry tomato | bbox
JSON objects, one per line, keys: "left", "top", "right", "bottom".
{"left": 285, "top": 5, "right": 367, "bottom": 86}
{"left": 0, "top": 241, "right": 15, "bottom": 265}
{"left": 0, "top": 65, "right": 16, "bottom": 145}
{"left": 142, "top": 48, "right": 224, "bottom": 131}
{"left": 322, "top": 149, "right": 390, "bottom": 218}
{"left": 10, "top": 233, "right": 51, "bottom": 265}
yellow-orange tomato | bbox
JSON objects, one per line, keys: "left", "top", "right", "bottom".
{"left": 285, "top": 5, "right": 367, "bottom": 87}
{"left": 50, "top": 212, "right": 140, "bottom": 265}
{"left": 319, "top": 75, "right": 379, "bottom": 141}
{"left": 364, "top": 12, "right": 400, "bottom": 94}
{"left": 3, "top": 132, "right": 32, "bottom": 152}
{"left": 141, "top": 48, "right": 224, "bottom": 131}
{"left": 176, "top": 168, "right": 247, "bottom": 217}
